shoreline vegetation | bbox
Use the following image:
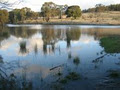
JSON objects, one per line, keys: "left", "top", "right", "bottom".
{"left": 8, "top": 11, "right": 120, "bottom": 25}
{"left": 1, "top": 2, "right": 120, "bottom": 26}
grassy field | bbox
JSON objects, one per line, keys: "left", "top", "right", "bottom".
{"left": 21, "top": 11, "right": 120, "bottom": 25}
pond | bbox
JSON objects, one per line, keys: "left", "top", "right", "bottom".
{"left": 0, "top": 24, "right": 120, "bottom": 90}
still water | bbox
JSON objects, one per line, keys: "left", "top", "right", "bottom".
{"left": 0, "top": 24, "right": 120, "bottom": 90}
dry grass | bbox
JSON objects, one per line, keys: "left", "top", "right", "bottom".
{"left": 80, "top": 11, "right": 120, "bottom": 25}
{"left": 22, "top": 11, "right": 120, "bottom": 25}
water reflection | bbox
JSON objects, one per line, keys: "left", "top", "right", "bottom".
{"left": 0, "top": 25, "right": 120, "bottom": 89}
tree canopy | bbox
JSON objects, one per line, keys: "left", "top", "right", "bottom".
{"left": 41, "top": 2, "right": 59, "bottom": 22}
{"left": 83, "top": 4, "right": 120, "bottom": 13}
{"left": 66, "top": 6, "right": 81, "bottom": 19}
{"left": 0, "top": 9, "right": 9, "bottom": 25}
{"left": 9, "top": 7, "right": 39, "bottom": 23}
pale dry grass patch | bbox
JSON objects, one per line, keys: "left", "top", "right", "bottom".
{"left": 21, "top": 11, "right": 120, "bottom": 25}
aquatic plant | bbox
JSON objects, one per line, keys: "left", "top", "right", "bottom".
{"left": 73, "top": 57, "right": 80, "bottom": 65}
{"left": 20, "top": 41, "right": 26, "bottom": 49}
{"left": 109, "top": 71, "right": 120, "bottom": 78}
{"left": 59, "top": 78, "right": 68, "bottom": 84}
{"left": 66, "top": 72, "right": 80, "bottom": 80}
{"left": 58, "top": 72, "right": 80, "bottom": 85}
{"left": 60, "top": 78, "right": 68, "bottom": 84}
{"left": 19, "top": 41, "right": 28, "bottom": 54}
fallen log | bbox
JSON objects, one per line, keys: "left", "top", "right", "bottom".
{"left": 50, "top": 64, "right": 64, "bottom": 71}
{"left": 93, "top": 54, "right": 107, "bottom": 63}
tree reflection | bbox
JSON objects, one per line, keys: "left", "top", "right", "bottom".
{"left": 0, "top": 60, "right": 33, "bottom": 90}
{"left": 34, "top": 44, "right": 38, "bottom": 55}
{"left": 41, "top": 27, "right": 81, "bottom": 54}
{"left": 66, "top": 28, "right": 81, "bottom": 48}
{"left": 9, "top": 27, "right": 37, "bottom": 38}
{"left": 43, "top": 44, "right": 47, "bottom": 54}
{"left": 0, "top": 26, "right": 10, "bottom": 44}
{"left": 41, "top": 28, "right": 57, "bottom": 54}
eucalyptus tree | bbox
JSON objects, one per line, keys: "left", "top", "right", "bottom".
{"left": 41, "top": 2, "right": 58, "bottom": 22}
{"left": 57, "top": 4, "right": 68, "bottom": 19}
{"left": 0, "top": 0, "right": 23, "bottom": 9}
{"left": 66, "top": 5, "right": 81, "bottom": 19}
{"left": 0, "top": 0, "right": 23, "bottom": 25}
{"left": 0, "top": 9, "right": 9, "bottom": 25}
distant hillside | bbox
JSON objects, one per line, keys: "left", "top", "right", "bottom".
{"left": 83, "top": 4, "right": 120, "bottom": 12}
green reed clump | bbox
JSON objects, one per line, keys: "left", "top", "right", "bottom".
{"left": 20, "top": 41, "right": 26, "bottom": 49}
{"left": 19, "top": 41, "right": 28, "bottom": 54}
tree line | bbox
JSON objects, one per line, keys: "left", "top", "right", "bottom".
{"left": 0, "top": 2, "right": 81, "bottom": 25}
{"left": 83, "top": 4, "right": 120, "bottom": 12}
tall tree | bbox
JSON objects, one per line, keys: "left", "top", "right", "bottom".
{"left": 0, "top": 0, "right": 23, "bottom": 9}
{"left": 57, "top": 5, "right": 68, "bottom": 19}
{"left": 66, "top": 5, "right": 81, "bottom": 19}
{"left": 0, "top": 9, "right": 9, "bottom": 25}
{"left": 41, "top": 2, "right": 58, "bottom": 22}
{"left": 9, "top": 9, "right": 21, "bottom": 23}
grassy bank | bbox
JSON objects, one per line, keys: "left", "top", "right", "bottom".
{"left": 17, "top": 11, "right": 120, "bottom": 25}
{"left": 100, "top": 36, "right": 120, "bottom": 53}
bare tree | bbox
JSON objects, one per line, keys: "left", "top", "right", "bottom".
{"left": 0, "top": 0, "right": 23, "bottom": 9}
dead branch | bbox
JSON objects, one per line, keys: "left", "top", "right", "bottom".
{"left": 50, "top": 64, "right": 64, "bottom": 71}
{"left": 93, "top": 54, "right": 107, "bottom": 63}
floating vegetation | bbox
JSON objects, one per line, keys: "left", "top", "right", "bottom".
{"left": 100, "top": 36, "right": 120, "bottom": 53}
{"left": 73, "top": 57, "right": 80, "bottom": 65}
{"left": 59, "top": 78, "right": 67, "bottom": 84}
{"left": 59, "top": 72, "right": 80, "bottom": 84}
{"left": 66, "top": 72, "right": 80, "bottom": 80}
{"left": 108, "top": 70, "right": 120, "bottom": 78}
{"left": 109, "top": 72, "right": 120, "bottom": 78}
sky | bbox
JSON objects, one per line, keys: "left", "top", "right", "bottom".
{"left": 10, "top": 0, "right": 120, "bottom": 11}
